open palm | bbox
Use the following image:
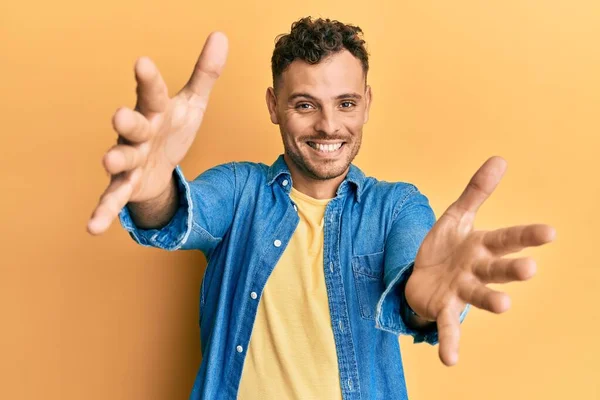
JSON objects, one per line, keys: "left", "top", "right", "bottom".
{"left": 405, "top": 156, "right": 556, "bottom": 366}
{"left": 87, "top": 32, "right": 228, "bottom": 235}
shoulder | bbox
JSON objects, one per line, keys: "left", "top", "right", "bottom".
{"left": 360, "top": 175, "right": 433, "bottom": 220}
{"left": 361, "top": 175, "right": 424, "bottom": 202}
{"left": 193, "top": 160, "right": 270, "bottom": 183}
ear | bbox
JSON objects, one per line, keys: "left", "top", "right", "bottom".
{"left": 363, "top": 85, "right": 372, "bottom": 124}
{"left": 266, "top": 87, "right": 279, "bottom": 124}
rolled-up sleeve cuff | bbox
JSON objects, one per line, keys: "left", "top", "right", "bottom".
{"left": 118, "top": 166, "right": 193, "bottom": 251}
{"left": 374, "top": 262, "right": 470, "bottom": 345}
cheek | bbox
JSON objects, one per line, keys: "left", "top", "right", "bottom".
{"left": 344, "top": 117, "right": 364, "bottom": 137}
{"left": 283, "top": 117, "right": 312, "bottom": 140}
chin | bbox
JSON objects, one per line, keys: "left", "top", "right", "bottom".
{"left": 304, "top": 161, "right": 349, "bottom": 180}
{"left": 284, "top": 142, "right": 356, "bottom": 181}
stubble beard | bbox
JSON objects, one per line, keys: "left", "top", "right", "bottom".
{"left": 283, "top": 134, "right": 362, "bottom": 181}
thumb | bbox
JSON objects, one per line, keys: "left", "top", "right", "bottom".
{"left": 448, "top": 156, "right": 507, "bottom": 217}
{"left": 182, "top": 31, "right": 229, "bottom": 106}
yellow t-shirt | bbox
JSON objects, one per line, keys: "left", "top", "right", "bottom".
{"left": 238, "top": 187, "right": 343, "bottom": 399}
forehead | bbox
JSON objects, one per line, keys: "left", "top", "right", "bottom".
{"left": 279, "top": 50, "right": 365, "bottom": 97}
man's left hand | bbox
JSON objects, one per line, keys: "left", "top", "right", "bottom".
{"left": 404, "top": 156, "right": 556, "bottom": 366}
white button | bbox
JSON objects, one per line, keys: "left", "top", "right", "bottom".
{"left": 250, "top": 292, "right": 257, "bottom": 299}
{"left": 274, "top": 239, "right": 282, "bottom": 247}
{"left": 330, "top": 262, "right": 334, "bottom": 272}
{"left": 282, "top": 179, "right": 289, "bottom": 187}
{"left": 293, "top": 204, "right": 298, "bottom": 212}
{"left": 236, "top": 345, "right": 243, "bottom": 353}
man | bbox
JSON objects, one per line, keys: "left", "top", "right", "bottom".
{"left": 87, "top": 17, "right": 555, "bottom": 400}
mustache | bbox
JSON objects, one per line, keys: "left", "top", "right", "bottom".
{"left": 300, "top": 134, "right": 349, "bottom": 142}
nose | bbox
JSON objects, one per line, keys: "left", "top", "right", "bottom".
{"left": 313, "top": 107, "right": 341, "bottom": 136}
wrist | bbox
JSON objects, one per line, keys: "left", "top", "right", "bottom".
{"left": 401, "top": 287, "right": 436, "bottom": 330}
{"left": 128, "top": 173, "right": 179, "bottom": 229}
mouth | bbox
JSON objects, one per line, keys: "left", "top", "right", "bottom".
{"left": 306, "top": 141, "right": 345, "bottom": 155}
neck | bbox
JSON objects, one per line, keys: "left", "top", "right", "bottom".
{"left": 283, "top": 154, "right": 348, "bottom": 199}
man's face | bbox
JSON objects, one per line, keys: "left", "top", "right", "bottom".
{"left": 267, "top": 50, "right": 372, "bottom": 181}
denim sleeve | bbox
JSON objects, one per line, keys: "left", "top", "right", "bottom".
{"left": 118, "top": 163, "right": 236, "bottom": 258}
{"left": 374, "top": 185, "right": 469, "bottom": 345}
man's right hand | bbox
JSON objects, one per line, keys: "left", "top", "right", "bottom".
{"left": 87, "top": 32, "right": 228, "bottom": 235}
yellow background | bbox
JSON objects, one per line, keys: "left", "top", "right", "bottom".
{"left": 1, "top": 0, "right": 598, "bottom": 399}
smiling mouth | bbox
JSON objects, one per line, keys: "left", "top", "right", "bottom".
{"left": 307, "top": 141, "right": 345, "bottom": 153}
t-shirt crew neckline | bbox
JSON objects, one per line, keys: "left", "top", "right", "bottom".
{"left": 290, "top": 186, "right": 334, "bottom": 206}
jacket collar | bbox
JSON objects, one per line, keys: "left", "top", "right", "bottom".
{"left": 267, "top": 154, "right": 365, "bottom": 202}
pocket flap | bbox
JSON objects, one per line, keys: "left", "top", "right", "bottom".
{"left": 351, "top": 251, "right": 384, "bottom": 278}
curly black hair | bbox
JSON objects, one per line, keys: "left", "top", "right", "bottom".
{"left": 271, "top": 17, "right": 369, "bottom": 90}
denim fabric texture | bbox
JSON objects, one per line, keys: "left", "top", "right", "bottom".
{"left": 119, "top": 155, "right": 469, "bottom": 400}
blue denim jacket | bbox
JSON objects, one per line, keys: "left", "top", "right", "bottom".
{"left": 119, "top": 155, "right": 467, "bottom": 399}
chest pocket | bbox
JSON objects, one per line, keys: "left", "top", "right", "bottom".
{"left": 351, "top": 251, "right": 386, "bottom": 320}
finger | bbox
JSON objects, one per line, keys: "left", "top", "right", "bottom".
{"left": 475, "top": 256, "right": 537, "bottom": 283}
{"left": 112, "top": 107, "right": 151, "bottom": 143}
{"left": 181, "top": 31, "right": 228, "bottom": 107}
{"left": 134, "top": 57, "right": 169, "bottom": 115}
{"left": 447, "top": 156, "right": 507, "bottom": 217}
{"left": 87, "top": 169, "right": 142, "bottom": 235}
{"left": 102, "top": 144, "right": 145, "bottom": 175}
{"left": 437, "top": 307, "right": 461, "bottom": 366}
{"left": 458, "top": 281, "right": 510, "bottom": 314}
{"left": 483, "top": 224, "right": 557, "bottom": 256}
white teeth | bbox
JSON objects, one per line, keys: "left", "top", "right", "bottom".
{"left": 310, "top": 142, "right": 343, "bottom": 152}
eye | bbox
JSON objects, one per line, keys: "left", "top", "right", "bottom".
{"left": 296, "top": 103, "right": 314, "bottom": 110}
{"left": 340, "top": 101, "right": 356, "bottom": 109}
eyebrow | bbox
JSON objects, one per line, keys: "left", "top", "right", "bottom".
{"left": 287, "top": 92, "right": 363, "bottom": 102}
